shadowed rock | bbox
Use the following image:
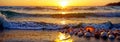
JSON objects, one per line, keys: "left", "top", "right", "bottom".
{"left": 106, "top": 2, "right": 120, "bottom": 6}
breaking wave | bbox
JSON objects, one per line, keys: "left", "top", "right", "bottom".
{"left": 0, "top": 6, "right": 120, "bottom": 30}
{"left": 0, "top": 11, "right": 120, "bottom": 30}
{"left": 1, "top": 11, "right": 120, "bottom": 18}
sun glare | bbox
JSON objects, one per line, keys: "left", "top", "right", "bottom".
{"left": 61, "top": 12, "right": 66, "bottom": 14}
{"left": 55, "top": 32, "right": 72, "bottom": 42}
{"left": 60, "top": 20, "right": 66, "bottom": 25}
{"left": 59, "top": 1, "right": 68, "bottom": 8}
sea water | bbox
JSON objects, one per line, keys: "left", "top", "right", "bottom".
{"left": 0, "top": 6, "right": 120, "bottom": 42}
{"left": 0, "top": 6, "right": 120, "bottom": 29}
{"left": 0, "top": 30, "right": 119, "bottom": 42}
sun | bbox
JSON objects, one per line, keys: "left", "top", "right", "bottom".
{"left": 59, "top": 1, "right": 68, "bottom": 8}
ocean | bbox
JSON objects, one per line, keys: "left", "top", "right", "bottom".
{"left": 0, "top": 6, "right": 120, "bottom": 42}
{"left": 0, "top": 6, "right": 120, "bottom": 29}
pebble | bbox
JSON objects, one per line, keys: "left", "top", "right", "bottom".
{"left": 101, "top": 32, "right": 108, "bottom": 37}
{"left": 77, "top": 32, "right": 84, "bottom": 37}
{"left": 84, "top": 32, "right": 91, "bottom": 37}
{"left": 108, "top": 34, "right": 115, "bottom": 39}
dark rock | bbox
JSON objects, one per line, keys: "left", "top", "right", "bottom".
{"left": 0, "top": 24, "right": 4, "bottom": 30}
{"left": 106, "top": 2, "right": 120, "bottom": 6}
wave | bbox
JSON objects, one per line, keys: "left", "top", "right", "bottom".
{"left": 0, "top": 8, "right": 120, "bottom": 30}
{"left": 0, "top": 12, "right": 8, "bottom": 30}
{"left": 1, "top": 11, "right": 120, "bottom": 19}
{"left": 0, "top": 10, "right": 97, "bottom": 18}
{"left": 0, "top": 12, "right": 7, "bottom": 24}
{"left": 0, "top": 13, "right": 119, "bottom": 30}
{"left": 0, "top": 13, "right": 62, "bottom": 29}
{"left": 0, "top": 10, "right": 48, "bottom": 18}
{"left": 3, "top": 21, "right": 63, "bottom": 30}
{"left": 0, "top": 13, "right": 120, "bottom": 30}
{"left": 0, "top": 6, "right": 120, "bottom": 11}
{"left": 1, "top": 20, "right": 120, "bottom": 30}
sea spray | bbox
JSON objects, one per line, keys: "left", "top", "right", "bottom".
{"left": 0, "top": 12, "right": 8, "bottom": 29}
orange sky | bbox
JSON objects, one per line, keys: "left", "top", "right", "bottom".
{"left": 0, "top": 0, "right": 120, "bottom": 6}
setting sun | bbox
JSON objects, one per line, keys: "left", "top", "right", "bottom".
{"left": 0, "top": 0, "right": 119, "bottom": 6}
{"left": 59, "top": 1, "right": 68, "bottom": 8}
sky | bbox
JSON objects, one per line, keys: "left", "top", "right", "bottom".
{"left": 0, "top": 0, "right": 120, "bottom": 6}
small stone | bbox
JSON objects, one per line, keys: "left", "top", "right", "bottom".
{"left": 84, "top": 32, "right": 91, "bottom": 37}
{"left": 101, "top": 32, "right": 107, "bottom": 37}
{"left": 116, "top": 36, "right": 120, "bottom": 40}
{"left": 77, "top": 32, "right": 84, "bottom": 37}
{"left": 108, "top": 34, "right": 115, "bottom": 39}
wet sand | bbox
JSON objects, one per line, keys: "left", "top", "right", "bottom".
{"left": 0, "top": 30, "right": 119, "bottom": 42}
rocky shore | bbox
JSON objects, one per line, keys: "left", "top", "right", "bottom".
{"left": 59, "top": 26, "right": 120, "bottom": 40}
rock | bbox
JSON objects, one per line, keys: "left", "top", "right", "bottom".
{"left": 101, "top": 32, "right": 108, "bottom": 37}
{"left": 84, "top": 32, "right": 91, "bottom": 37}
{"left": 116, "top": 36, "right": 120, "bottom": 40}
{"left": 69, "top": 31, "right": 74, "bottom": 35}
{"left": 77, "top": 32, "right": 84, "bottom": 37}
{"left": 108, "top": 34, "right": 115, "bottom": 39}
{"left": 106, "top": 2, "right": 120, "bottom": 6}
{"left": 94, "top": 32, "right": 100, "bottom": 39}
{"left": 73, "top": 28, "right": 80, "bottom": 32}
{"left": 108, "top": 31, "right": 112, "bottom": 35}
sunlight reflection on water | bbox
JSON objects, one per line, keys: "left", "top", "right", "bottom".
{"left": 0, "top": 30, "right": 119, "bottom": 42}
{"left": 60, "top": 20, "right": 66, "bottom": 25}
{"left": 0, "top": 30, "right": 73, "bottom": 42}
{"left": 55, "top": 32, "right": 73, "bottom": 42}
{"left": 61, "top": 12, "right": 67, "bottom": 14}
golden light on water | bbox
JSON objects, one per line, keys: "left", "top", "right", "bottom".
{"left": 60, "top": 20, "right": 66, "bottom": 25}
{"left": 61, "top": 12, "right": 66, "bottom": 14}
{"left": 59, "top": 32, "right": 67, "bottom": 40}
{"left": 55, "top": 32, "right": 73, "bottom": 42}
